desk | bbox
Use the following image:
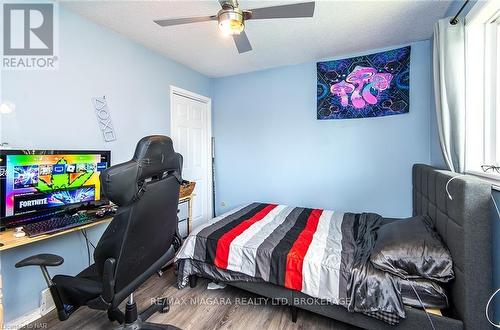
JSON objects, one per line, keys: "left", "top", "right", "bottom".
{"left": 0, "top": 217, "right": 113, "bottom": 252}
{"left": 0, "top": 194, "right": 193, "bottom": 328}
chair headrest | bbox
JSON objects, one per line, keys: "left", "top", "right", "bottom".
{"left": 100, "top": 135, "right": 182, "bottom": 206}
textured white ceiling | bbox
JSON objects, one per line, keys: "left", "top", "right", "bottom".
{"left": 62, "top": 1, "right": 454, "bottom": 77}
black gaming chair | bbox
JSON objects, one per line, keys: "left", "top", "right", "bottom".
{"left": 16, "top": 136, "right": 183, "bottom": 329}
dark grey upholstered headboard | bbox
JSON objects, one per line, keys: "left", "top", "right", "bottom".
{"left": 413, "top": 164, "right": 492, "bottom": 329}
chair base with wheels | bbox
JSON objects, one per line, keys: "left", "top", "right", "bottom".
{"left": 118, "top": 294, "right": 177, "bottom": 330}
{"left": 15, "top": 253, "right": 180, "bottom": 330}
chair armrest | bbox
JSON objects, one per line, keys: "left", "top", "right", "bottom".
{"left": 102, "top": 258, "right": 116, "bottom": 302}
{"left": 15, "top": 254, "right": 64, "bottom": 268}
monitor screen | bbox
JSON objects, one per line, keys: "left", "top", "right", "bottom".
{"left": 0, "top": 150, "right": 110, "bottom": 228}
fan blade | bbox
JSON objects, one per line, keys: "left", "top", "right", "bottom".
{"left": 247, "top": 2, "right": 315, "bottom": 20}
{"left": 154, "top": 16, "right": 216, "bottom": 27}
{"left": 233, "top": 31, "right": 252, "bottom": 53}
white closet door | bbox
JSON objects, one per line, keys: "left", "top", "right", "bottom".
{"left": 171, "top": 89, "right": 211, "bottom": 225}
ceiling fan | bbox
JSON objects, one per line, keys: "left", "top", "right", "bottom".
{"left": 154, "top": 1, "right": 315, "bottom": 54}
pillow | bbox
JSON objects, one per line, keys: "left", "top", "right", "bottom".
{"left": 399, "top": 278, "right": 448, "bottom": 309}
{"left": 370, "top": 215, "right": 454, "bottom": 283}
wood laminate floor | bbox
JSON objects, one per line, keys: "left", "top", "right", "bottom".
{"left": 27, "top": 268, "right": 358, "bottom": 330}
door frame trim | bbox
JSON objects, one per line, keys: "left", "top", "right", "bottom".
{"left": 169, "top": 85, "right": 213, "bottom": 224}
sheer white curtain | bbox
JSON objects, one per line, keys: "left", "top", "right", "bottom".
{"left": 433, "top": 18, "right": 466, "bottom": 173}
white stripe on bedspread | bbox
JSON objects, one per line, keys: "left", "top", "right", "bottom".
{"left": 302, "top": 211, "right": 344, "bottom": 302}
{"left": 227, "top": 205, "right": 288, "bottom": 274}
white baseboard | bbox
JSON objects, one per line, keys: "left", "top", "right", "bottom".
{"left": 4, "top": 305, "right": 53, "bottom": 329}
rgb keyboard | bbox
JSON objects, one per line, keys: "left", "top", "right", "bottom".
{"left": 23, "top": 212, "right": 97, "bottom": 237}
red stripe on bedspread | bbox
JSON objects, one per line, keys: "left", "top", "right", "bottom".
{"left": 284, "top": 209, "right": 323, "bottom": 291}
{"left": 214, "top": 204, "right": 278, "bottom": 269}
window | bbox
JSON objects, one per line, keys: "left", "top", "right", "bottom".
{"left": 465, "top": 2, "right": 500, "bottom": 183}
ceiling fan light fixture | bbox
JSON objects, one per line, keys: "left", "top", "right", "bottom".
{"left": 218, "top": 8, "right": 244, "bottom": 35}
{"left": 155, "top": 1, "right": 315, "bottom": 53}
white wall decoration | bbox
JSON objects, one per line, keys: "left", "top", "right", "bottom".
{"left": 91, "top": 96, "right": 116, "bottom": 142}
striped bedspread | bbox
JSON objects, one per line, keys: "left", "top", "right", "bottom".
{"left": 176, "top": 203, "right": 405, "bottom": 324}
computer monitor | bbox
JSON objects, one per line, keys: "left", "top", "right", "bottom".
{"left": 0, "top": 150, "right": 111, "bottom": 229}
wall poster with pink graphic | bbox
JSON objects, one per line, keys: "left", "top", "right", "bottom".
{"left": 317, "top": 46, "right": 410, "bottom": 120}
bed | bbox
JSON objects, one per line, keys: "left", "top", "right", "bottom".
{"left": 176, "top": 164, "right": 492, "bottom": 329}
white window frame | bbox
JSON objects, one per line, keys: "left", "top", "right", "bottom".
{"left": 465, "top": 1, "right": 500, "bottom": 187}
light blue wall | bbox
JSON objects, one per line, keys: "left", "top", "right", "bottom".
{"left": 212, "top": 40, "right": 432, "bottom": 218}
{"left": 0, "top": 8, "right": 210, "bottom": 322}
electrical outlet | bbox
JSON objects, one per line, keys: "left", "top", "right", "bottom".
{"left": 221, "top": 201, "right": 226, "bottom": 208}
{"left": 40, "top": 288, "right": 55, "bottom": 316}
